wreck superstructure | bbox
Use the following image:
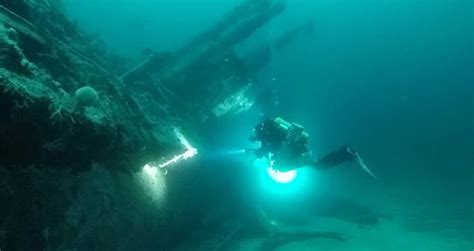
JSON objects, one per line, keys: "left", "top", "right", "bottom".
{"left": 0, "top": 0, "right": 316, "bottom": 249}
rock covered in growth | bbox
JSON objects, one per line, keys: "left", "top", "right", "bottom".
{"left": 0, "top": 3, "right": 180, "bottom": 172}
{"left": 0, "top": 24, "right": 37, "bottom": 74}
{"left": 0, "top": 2, "right": 181, "bottom": 250}
{"left": 75, "top": 86, "right": 98, "bottom": 107}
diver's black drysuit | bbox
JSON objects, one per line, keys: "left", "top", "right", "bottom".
{"left": 249, "top": 117, "right": 359, "bottom": 171}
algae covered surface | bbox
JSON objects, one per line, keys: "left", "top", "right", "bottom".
{"left": 0, "top": 0, "right": 472, "bottom": 250}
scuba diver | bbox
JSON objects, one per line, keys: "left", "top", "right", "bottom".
{"left": 248, "top": 117, "right": 377, "bottom": 178}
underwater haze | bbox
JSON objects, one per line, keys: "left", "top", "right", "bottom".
{"left": 67, "top": 0, "right": 473, "bottom": 194}
{"left": 65, "top": 0, "right": 473, "bottom": 249}
{"left": 0, "top": 0, "right": 472, "bottom": 250}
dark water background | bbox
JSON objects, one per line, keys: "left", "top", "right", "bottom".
{"left": 65, "top": 0, "right": 473, "bottom": 213}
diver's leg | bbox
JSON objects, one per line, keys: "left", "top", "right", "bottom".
{"left": 299, "top": 152, "right": 332, "bottom": 170}
{"left": 313, "top": 146, "right": 356, "bottom": 168}
{"left": 353, "top": 152, "right": 377, "bottom": 179}
{"left": 306, "top": 147, "right": 377, "bottom": 179}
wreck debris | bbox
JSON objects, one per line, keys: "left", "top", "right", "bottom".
{"left": 120, "top": 0, "right": 287, "bottom": 122}
{"left": 121, "top": 0, "right": 286, "bottom": 85}
{"left": 0, "top": 1, "right": 320, "bottom": 250}
{"left": 0, "top": 2, "right": 180, "bottom": 172}
{"left": 121, "top": 2, "right": 317, "bottom": 122}
{"left": 212, "top": 82, "right": 254, "bottom": 117}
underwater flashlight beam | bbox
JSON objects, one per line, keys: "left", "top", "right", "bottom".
{"left": 158, "top": 128, "right": 198, "bottom": 168}
{"left": 143, "top": 128, "right": 198, "bottom": 177}
{"left": 265, "top": 153, "right": 298, "bottom": 183}
{"left": 143, "top": 163, "right": 158, "bottom": 176}
{"left": 267, "top": 167, "right": 297, "bottom": 183}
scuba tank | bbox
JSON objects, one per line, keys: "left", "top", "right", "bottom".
{"left": 274, "top": 117, "right": 309, "bottom": 141}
